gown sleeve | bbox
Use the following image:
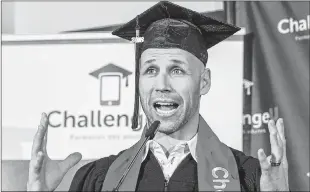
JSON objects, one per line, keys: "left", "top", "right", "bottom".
{"left": 230, "top": 147, "right": 262, "bottom": 192}
{"left": 69, "top": 151, "right": 124, "bottom": 192}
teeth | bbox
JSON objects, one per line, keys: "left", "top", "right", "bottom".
{"left": 156, "top": 107, "right": 177, "bottom": 115}
{"left": 156, "top": 102, "right": 175, "bottom": 106}
{"left": 154, "top": 101, "right": 179, "bottom": 117}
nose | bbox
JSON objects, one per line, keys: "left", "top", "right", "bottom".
{"left": 155, "top": 73, "right": 172, "bottom": 93}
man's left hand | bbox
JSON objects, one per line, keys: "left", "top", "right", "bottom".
{"left": 258, "top": 118, "right": 289, "bottom": 191}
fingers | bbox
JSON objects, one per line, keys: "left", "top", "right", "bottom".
{"left": 276, "top": 118, "right": 286, "bottom": 148}
{"left": 59, "top": 152, "right": 82, "bottom": 174}
{"left": 41, "top": 112, "right": 49, "bottom": 154}
{"left": 268, "top": 119, "right": 283, "bottom": 162}
{"left": 258, "top": 148, "right": 271, "bottom": 172}
{"left": 33, "top": 152, "right": 45, "bottom": 175}
{"left": 40, "top": 112, "right": 48, "bottom": 127}
{"left": 42, "top": 127, "right": 48, "bottom": 154}
{"left": 276, "top": 118, "right": 288, "bottom": 175}
{"left": 31, "top": 125, "right": 46, "bottom": 158}
{"left": 32, "top": 113, "right": 48, "bottom": 158}
{"left": 268, "top": 120, "right": 279, "bottom": 147}
{"left": 28, "top": 151, "right": 45, "bottom": 183}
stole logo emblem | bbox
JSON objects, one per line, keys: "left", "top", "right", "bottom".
{"left": 212, "top": 167, "right": 230, "bottom": 191}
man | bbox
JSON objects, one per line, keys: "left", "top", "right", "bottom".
{"left": 27, "top": 1, "right": 289, "bottom": 191}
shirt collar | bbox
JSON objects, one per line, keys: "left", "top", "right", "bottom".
{"left": 142, "top": 133, "right": 198, "bottom": 162}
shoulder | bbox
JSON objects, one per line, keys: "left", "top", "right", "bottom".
{"left": 229, "top": 147, "right": 261, "bottom": 192}
{"left": 69, "top": 150, "right": 124, "bottom": 192}
{"left": 229, "top": 147, "right": 260, "bottom": 169}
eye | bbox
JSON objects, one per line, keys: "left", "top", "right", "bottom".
{"left": 145, "top": 67, "right": 157, "bottom": 75}
{"left": 171, "top": 68, "right": 184, "bottom": 75}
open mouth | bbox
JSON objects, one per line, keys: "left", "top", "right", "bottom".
{"left": 153, "top": 102, "right": 179, "bottom": 116}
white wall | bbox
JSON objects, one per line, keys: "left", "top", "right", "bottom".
{"left": 2, "top": 2, "right": 15, "bottom": 34}
{"left": 2, "top": 1, "right": 223, "bottom": 34}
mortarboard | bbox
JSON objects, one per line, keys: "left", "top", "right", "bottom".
{"left": 89, "top": 63, "right": 132, "bottom": 87}
{"left": 112, "top": 1, "right": 241, "bottom": 129}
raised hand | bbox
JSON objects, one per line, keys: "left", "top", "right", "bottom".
{"left": 258, "top": 118, "right": 289, "bottom": 191}
{"left": 27, "top": 113, "right": 82, "bottom": 191}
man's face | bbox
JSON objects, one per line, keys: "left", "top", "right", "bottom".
{"left": 139, "top": 48, "right": 211, "bottom": 134}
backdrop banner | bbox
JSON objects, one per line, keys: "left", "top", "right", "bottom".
{"left": 2, "top": 32, "right": 245, "bottom": 160}
{"left": 241, "top": 2, "right": 309, "bottom": 191}
{"left": 2, "top": 32, "right": 245, "bottom": 190}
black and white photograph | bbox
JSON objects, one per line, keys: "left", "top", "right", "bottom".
{"left": 1, "top": 1, "right": 309, "bottom": 191}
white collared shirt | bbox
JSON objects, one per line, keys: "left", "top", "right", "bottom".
{"left": 142, "top": 134, "right": 198, "bottom": 181}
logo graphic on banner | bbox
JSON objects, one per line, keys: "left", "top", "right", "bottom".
{"left": 243, "top": 79, "right": 254, "bottom": 96}
{"left": 46, "top": 62, "right": 144, "bottom": 130}
{"left": 89, "top": 63, "right": 133, "bottom": 106}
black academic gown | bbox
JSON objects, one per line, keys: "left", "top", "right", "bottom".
{"left": 69, "top": 147, "right": 261, "bottom": 192}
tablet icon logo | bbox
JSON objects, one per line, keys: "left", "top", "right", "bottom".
{"left": 89, "top": 63, "right": 132, "bottom": 106}
{"left": 243, "top": 79, "right": 254, "bottom": 96}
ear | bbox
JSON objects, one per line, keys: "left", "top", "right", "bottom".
{"left": 200, "top": 68, "right": 211, "bottom": 95}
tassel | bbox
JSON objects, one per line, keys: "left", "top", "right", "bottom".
{"left": 132, "top": 15, "right": 142, "bottom": 129}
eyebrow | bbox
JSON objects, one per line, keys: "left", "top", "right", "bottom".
{"left": 142, "top": 58, "right": 187, "bottom": 66}
{"left": 142, "top": 59, "right": 156, "bottom": 65}
{"left": 170, "top": 59, "right": 187, "bottom": 65}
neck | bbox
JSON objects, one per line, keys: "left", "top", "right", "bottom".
{"left": 152, "top": 111, "right": 200, "bottom": 152}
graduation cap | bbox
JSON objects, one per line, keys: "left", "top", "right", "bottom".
{"left": 89, "top": 63, "right": 132, "bottom": 87}
{"left": 112, "top": 1, "right": 241, "bottom": 129}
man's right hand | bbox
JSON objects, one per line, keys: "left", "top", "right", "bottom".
{"left": 27, "top": 113, "right": 82, "bottom": 191}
